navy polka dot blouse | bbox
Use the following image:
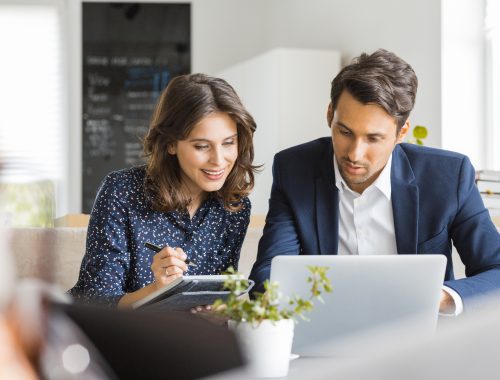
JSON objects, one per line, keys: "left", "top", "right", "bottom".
{"left": 69, "top": 166, "right": 251, "bottom": 306}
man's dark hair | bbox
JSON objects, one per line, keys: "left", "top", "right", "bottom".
{"left": 330, "top": 49, "right": 418, "bottom": 130}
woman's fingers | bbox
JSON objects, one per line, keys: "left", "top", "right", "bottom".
{"left": 157, "top": 247, "right": 187, "bottom": 269}
{"left": 164, "top": 265, "right": 184, "bottom": 276}
{"left": 155, "top": 272, "right": 182, "bottom": 288}
{"left": 160, "top": 256, "right": 187, "bottom": 271}
{"left": 151, "top": 247, "right": 187, "bottom": 270}
{"left": 157, "top": 246, "right": 187, "bottom": 262}
{"left": 150, "top": 246, "right": 188, "bottom": 287}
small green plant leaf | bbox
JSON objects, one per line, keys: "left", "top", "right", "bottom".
{"left": 413, "top": 125, "right": 428, "bottom": 139}
{"left": 212, "top": 265, "right": 332, "bottom": 324}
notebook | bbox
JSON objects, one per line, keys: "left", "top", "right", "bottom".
{"left": 132, "top": 275, "right": 254, "bottom": 311}
{"left": 270, "top": 255, "right": 446, "bottom": 357}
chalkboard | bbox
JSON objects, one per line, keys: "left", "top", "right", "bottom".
{"left": 82, "top": 2, "right": 190, "bottom": 213}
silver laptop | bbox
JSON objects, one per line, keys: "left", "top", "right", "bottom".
{"left": 270, "top": 255, "right": 446, "bottom": 357}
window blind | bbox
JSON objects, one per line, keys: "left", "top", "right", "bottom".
{"left": 0, "top": 3, "right": 64, "bottom": 181}
{"left": 0, "top": 2, "right": 65, "bottom": 226}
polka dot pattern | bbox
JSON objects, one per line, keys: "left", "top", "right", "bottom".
{"left": 69, "top": 166, "right": 250, "bottom": 306}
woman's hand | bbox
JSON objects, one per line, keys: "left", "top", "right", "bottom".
{"left": 119, "top": 246, "right": 188, "bottom": 307}
{"left": 150, "top": 247, "right": 188, "bottom": 290}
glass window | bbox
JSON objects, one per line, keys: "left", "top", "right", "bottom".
{"left": 0, "top": 2, "right": 65, "bottom": 226}
{"left": 485, "top": 0, "right": 500, "bottom": 169}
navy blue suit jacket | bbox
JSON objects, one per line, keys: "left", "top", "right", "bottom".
{"left": 249, "top": 138, "right": 500, "bottom": 308}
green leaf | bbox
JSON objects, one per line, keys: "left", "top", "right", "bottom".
{"left": 211, "top": 265, "right": 333, "bottom": 325}
{"left": 413, "top": 125, "right": 428, "bottom": 139}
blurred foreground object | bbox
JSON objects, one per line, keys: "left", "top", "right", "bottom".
{"left": 55, "top": 302, "right": 244, "bottom": 380}
{"left": 207, "top": 293, "right": 500, "bottom": 380}
{"left": 325, "top": 293, "right": 500, "bottom": 380}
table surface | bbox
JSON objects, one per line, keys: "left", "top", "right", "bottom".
{"left": 205, "top": 315, "right": 467, "bottom": 380}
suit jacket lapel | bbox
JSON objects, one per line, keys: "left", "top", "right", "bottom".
{"left": 315, "top": 141, "right": 339, "bottom": 255}
{"left": 391, "top": 145, "right": 419, "bottom": 254}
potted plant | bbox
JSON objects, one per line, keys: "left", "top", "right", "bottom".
{"left": 212, "top": 266, "right": 332, "bottom": 378}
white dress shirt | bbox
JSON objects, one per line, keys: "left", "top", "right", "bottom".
{"left": 335, "top": 155, "right": 397, "bottom": 256}
{"left": 333, "top": 155, "right": 463, "bottom": 316}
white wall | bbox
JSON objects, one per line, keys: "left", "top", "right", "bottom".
{"left": 191, "top": 0, "right": 269, "bottom": 74}
{"left": 266, "top": 0, "right": 443, "bottom": 148}
{"left": 66, "top": 0, "right": 444, "bottom": 214}
{"left": 216, "top": 48, "right": 341, "bottom": 214}
{"left": 193, "top": 0, "right": 442, "bottom": 148}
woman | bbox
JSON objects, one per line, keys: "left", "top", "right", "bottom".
{"left": 70, "top": 74, "right": 258, "bottom": 307}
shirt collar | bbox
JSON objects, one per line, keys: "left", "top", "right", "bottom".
{"left": 333, "top": 153, "right": 392, "bottom": 200}
{"left": 373, "top": 154, "right": 392, "bottom": 200}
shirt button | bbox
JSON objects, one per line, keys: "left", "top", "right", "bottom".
{"left": 186, "top": 233, "right": 192, "bottom": 242}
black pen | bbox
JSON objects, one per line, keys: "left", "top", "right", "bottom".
{"left": 144, "top": 242, "right": 198, "bottom": 268}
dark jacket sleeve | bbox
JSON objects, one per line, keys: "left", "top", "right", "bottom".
{"left": 249, "top": 156, "right": 301, "bottom": 293}
{"left": 443, "top": 156, "right": 500, "bottom": 308}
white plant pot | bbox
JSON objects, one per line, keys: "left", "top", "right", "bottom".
{"left": 228, "top": 319, "right": 295, "bottom": 378}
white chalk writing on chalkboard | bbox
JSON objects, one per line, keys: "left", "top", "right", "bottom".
{"left": 111, "top": 56, "right": 127, "bottom": 66}
{"left": 84, "top": 105, "right": 111, "bottom": 116}
{"left": 86, "top": 56, "right": 108, "bottom": 66}
{"left": 84, "top": 118, "right": 115, "bottom": 157}
{"left": 124, "top": 121, "right": 148, "bottom": 136}
{"left": 126, "top": 91, "right": 156, "bottom": 99}
{"left": 125, "top": 142, "right": 146, "bottom": 166}
{"left": 88, "top": 73, "right": 111, "bottom": 87}
{"left": 129, "top": 57, "right": 153, "bottom": 66}
{"left": 127, "top": 103, "right": 155, "bottom": 111}
{"left": 87, "top": 93, "right": 109, "bottom": 103}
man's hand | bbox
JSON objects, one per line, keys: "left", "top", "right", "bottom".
{"left": 439, "top": 290, "right": 456, "bottom": 314}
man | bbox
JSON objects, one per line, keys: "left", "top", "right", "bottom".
{"left": 249, "top": 49, "right": 500, "bottom": 314}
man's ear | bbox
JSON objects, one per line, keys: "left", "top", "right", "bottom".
{"left": 396, "top": 119, "right": 411, "bottom": 143}
{"left": 327, "top": 102, "right": 333, "bottom": 128}
{"left": 167, "top": 143, "right": 177, "bottom": 155}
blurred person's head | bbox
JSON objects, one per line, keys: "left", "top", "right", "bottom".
{"left": 0, "top": 161, "right": 39, "bottom": 379}
{"left": 0, "top": 160, "right": 16, "bottom": 309}
{"left": 0, "top": 229, "right": 16, "bottom": 310}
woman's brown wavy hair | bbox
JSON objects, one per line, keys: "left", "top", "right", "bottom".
{"left": 143, "top": 73, "right": 258, "bottom": 212}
